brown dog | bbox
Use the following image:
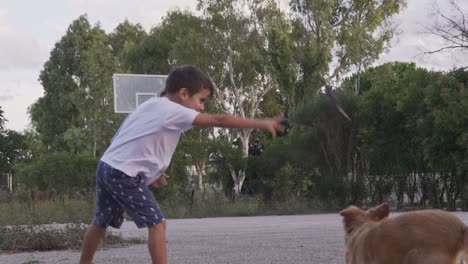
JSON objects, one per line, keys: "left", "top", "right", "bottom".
{"left": 340, "top": 203, "right": 468, "bottom": 264}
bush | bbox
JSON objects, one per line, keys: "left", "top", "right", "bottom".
{"left": 0, "top": 189, "right": 13, "bottom": 203}
{"left": 14, "top": 153, "right": 98, "bottom": 195}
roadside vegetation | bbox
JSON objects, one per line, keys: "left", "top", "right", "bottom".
{"left": 1, "top": 0, "right": 467, "bottom": 253}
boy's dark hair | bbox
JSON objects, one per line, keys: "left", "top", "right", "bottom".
{"left": 164, "top": 65, "right": 214, "bottom": 97}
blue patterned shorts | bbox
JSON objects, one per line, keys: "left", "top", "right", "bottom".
{"left": 93, "top": 161, "right": 165, "bottom": 229}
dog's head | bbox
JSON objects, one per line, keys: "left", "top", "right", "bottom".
{"left": 339, "top": 203, "right": 390, "bottom": 241}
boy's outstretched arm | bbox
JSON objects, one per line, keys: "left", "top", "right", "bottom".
{"left": 193, "top": 114, "right": 285, "bottom": 137}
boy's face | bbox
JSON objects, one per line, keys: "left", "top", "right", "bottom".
{"left": 179, "top": 88, "right": 211, "bottom": 112}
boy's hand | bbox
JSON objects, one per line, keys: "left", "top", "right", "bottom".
{"left": 152, "top": 173, "right": 169, "bottom": 188}
{"left": 259, "top": 117, "right": 286, "bottom": 138}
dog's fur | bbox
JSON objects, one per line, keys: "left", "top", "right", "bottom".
{"left": 340, "top": 203, "right": 468, "bottom": 264}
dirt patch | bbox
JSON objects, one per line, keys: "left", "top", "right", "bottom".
{"left": 0, "top": 223, "right": 144, "bottom": 253}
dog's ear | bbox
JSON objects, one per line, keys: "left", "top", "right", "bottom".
{"left": 368, "top": 203, "right": 390, "bottom": 220}
{"left": 340, "top": 206, "right": 361, "bottom": 219}
{"left": 340, "top": 206, "right": 364, "bottom": 234}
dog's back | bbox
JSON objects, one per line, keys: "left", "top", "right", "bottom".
{"left": 341, "top": 203, "right": 468, "bottom": 264}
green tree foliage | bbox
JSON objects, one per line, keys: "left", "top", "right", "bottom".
{"left": 246, "top": 136, "right": 316, "bottom": 202}
{"left": 353, "top": 63, "right": 431, "bottom": 207}
{"left": 340, "top": 62, "right": 467, "bottom": 209}
{"left": 293, "top": 88, "right": 358, "bottom": 206}
{"left": 250, "top": 62, "right": 466, "bottom": 208}
{"left": 287, "top": 0, "right": 405, "bottom": 100}
{"left": 30, "top": 15, "right": 125, "bottom": 156}
{"left": 0, "top": 107, "right": 5, "bottom": 131}
{"left": 265, "top": 10, "right": 300, "bottom": 113}
{"left": 422, "top": 70, "right": 467, "bottom": 209}
{"left": 195, "top": 0, "right": 286, "bottom": 193}
{"left": 0, "top": 107, "right": 27, "bottom": 181}
{"left": 123, "top": 10, "right": 207, "bottom": 74}
{"left": 14, "top": 153, "right": 98, "bottom": 195}
{"left": 30, "top": 15, "right": 93, "bottom": 152}
{"left": 108, "top": 20, "right": 147, "bottom": 69}
{"left": 126, "top": 1, "right": 287, "bottom": 194}
{"left": 75, "top": 22, "right": 124, "bottom": 157}
{"left": 0, "top": 130, "right": 26, "bottom": 176}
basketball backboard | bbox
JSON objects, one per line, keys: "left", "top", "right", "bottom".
{"left": 113, "top": 73, "right": 167, "bottom": 113}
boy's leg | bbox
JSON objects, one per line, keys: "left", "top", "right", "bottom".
{"left": 79, "top": 161, "right": 125, "bottom": 264}
{"left": 107, "top": 172, "right": 166, "bottom": 263}
{"left": 148, "top": 220, "right": 167, "bottom": 264}
{"left": 97, "top": 165, "right": 167, "bottom": 263}
{"left": 79, "top": 223, "right": 107, "bottom": 264}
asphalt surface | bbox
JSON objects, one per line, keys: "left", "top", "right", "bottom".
{"left": 3, "top": 212, "right": 468, "bottom": 264}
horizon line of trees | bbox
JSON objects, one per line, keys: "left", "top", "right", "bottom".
{"left": 0, "top": 0, "right": 466, "bottom": 210}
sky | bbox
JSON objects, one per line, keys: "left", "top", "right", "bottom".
{"left": 0, "top": 0, "right": 467, "bottom": 132}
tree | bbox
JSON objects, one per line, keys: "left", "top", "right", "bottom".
{"left": 289, "top": 0, "right": 405, "bottom": 96}
{"left": 425, "top": 0, "right": 468, "bottom": 55}
{"left": 293, "top": 89, "right": 358, "bottom": 206}
{"left": 123, "top": 10, "right": 203, "bottom": 74}
{"left": 77, "top": 23, "right": 125, "bottom": 157}
{"left": 265, "top": 9, "right": 301, "bottom": 113}
{"left": 422, "top": 69, "right": 468, "bottom": 210}
{"left": 0, "top": 107, "right": 27, "bottom": 189}
{"left": 340, "top": 62, "right": 467, "bottom": 209}
{"left": 0, "top": 107, "right": 5, "bottom": 131}
{"left": 108, "top": 20, "right": 147, "bottom": 69}
{"left": 30, "top": 15, "right": 131, "bottom": 156}
{"left": 128, "top": 1, "right": 286, "bottom": 195}
{"left": 196, "top": 0, "right": 285, "bottom": 194}
{"left": 353, "top": 63, "right": 430, "bottom": 207}
{"left": 14, "top": 152, "right": 98, "bottom": 196}
{"left": 124, "top": 10, "right": 224, "bottom": 196}
{"left": 30, "top": 15, "right": 93, "bottom": 152}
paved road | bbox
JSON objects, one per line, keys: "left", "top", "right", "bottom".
{"left": 3, "top": 212, "right": 468, "bottom": 264}
{"left": 1, "top": 213, "right": 344, "bottom": 264}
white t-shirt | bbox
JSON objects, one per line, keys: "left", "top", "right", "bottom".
{"left": 101, "top": 97, "right": 199, "bottom": 185}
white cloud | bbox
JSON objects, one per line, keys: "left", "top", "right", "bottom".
{"left": 0, "top": 13, "right": 44, "bottom": 70}
{"left": 0, "top": 88, "right": 14, "bottom": 102}
{"left": 1, "top": 77, "right": 43, "bottom": 132}
{"left": 132, "top": 0, "right": 198, "bottom": 30}
{"left": 68, "top": 0, "right": 113, "bottom": 6}
{"left": 61, "top": 0, "right": 198, "bottom": 34}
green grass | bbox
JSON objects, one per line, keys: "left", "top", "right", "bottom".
{"left": 0, "top": 198, "right": 95, "bottom": 225}
{"left": 0, "top": 190, "right": 328, "bottom": 252}
{"left": 0, "top": 190, "right": 327, "bottom": 225}
{"left": 161, "top": 192, "right": 327, "bottom": 219}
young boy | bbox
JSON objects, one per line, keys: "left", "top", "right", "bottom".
{"left": 79, "top": 65, "right": 284, "bottom": 264}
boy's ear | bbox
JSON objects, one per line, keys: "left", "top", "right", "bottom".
{"left": 178, "top": 87, "right": 190, "bottom": 100}
{"left": 368, "top": 203, "right": 389, "bottom": 220}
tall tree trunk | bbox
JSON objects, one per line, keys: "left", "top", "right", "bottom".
{"left": 195, "top": 161, "right": 205, "bottom": 191}
{"left": 93, "top": 112, "right": 97, "bottom": 158}
{"left": 230, "top": 130, "right": 250, "bottom": 194}
{"left": 232, "top": 170, "right": 246, "bottom": 195}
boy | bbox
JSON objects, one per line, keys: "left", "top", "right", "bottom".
{"left": 79, "top": 65, "right": 284, "bottom": 264}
